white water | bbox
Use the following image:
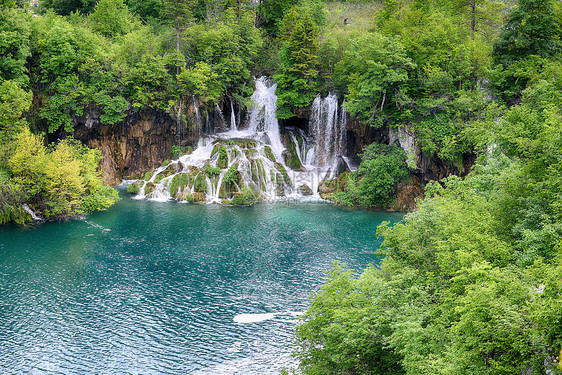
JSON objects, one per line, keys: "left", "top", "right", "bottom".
{"left": 22, "top": 204, "right": 42, "bottom": 221}
{"left": 309, "top": 94, "right": 349, "bottom": 179}
{"left": 389, "top": 125, "right": 417, "bottom": 168}
{"left": 135, "top": 78, "right": 350, "bottom": 203}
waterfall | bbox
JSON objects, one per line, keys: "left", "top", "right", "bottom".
{"left": 22, "top": 204, "right": 42, "bottom": 221}
{"left": 309, "top": 94, "right": 347, "bottom": 178}
{"left": 230, "top": 101, "right": 237, "bottom": 131}
{"left": 389, "top": 125, "right": 416, "bottom": 168}
{"left": 245, "top": 77, "right": 284, "bottom": 162}
{"left": 193, "top": 97, "right": 203, "bottom": 137}
{"left": 133, "top": 78, "right": 349, "bottom": 204}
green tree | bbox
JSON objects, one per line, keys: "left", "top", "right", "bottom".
{"left": 0, "top": 7, "right": 31, "bottom": 86}
{"left": 274, "top": 9, "right": 320, "bottom": 119}
{"left": 89, "top": 0, "right": 131, "bottom": 37}
{"left": 492, "top": 0, "right": 561, "bottom": 101}
{"left": 125, "top": 0, "right": 164, "bottom": 23}
{"left": 9, "top": 129, "right": 118, "bottom": 219}
{"left": 41, "top": 0, "right": 96, "bottom": 15}
{"left": 451, "top": 0, "right": 505, "bottom": 40}
{"left": 163, "top": 0, "right": 194, "bottom": 58}
{"left": 493, "top": 0, "right": 561, "bottom": 67}
{"left": 335, "top": 32, "right": 414, "bottom": 127}
{"left": 329, "top": 142, "right": 408, "bottom": 208}
{"left": 256, "top": 0, "right": 298, "bottom": 36}
{"left": 0, "top": 80, "right": 32, "bottom": 166}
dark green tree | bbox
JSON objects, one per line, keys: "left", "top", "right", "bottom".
{"left": 493, "top": 0, "right": 561, "bottom": 66}
{"left": 40, "top": 0, "right": 96, "bottom": 15}
{"left": 125, "top": 0, "right": 164, "bottom": 23}
{"left": 334, "top": 32, "right": 414, "bottom": 127}
{"left": 0, "top": 7, "right": 31, "bottom": 86}
{"left": 492, "top": 0, "right": 561, "bottom": 101}
{"left": 274, "top": 9, "right": 319, "bottom": 119}
{"left": 0, "top": 80, "right": 32, "bottom": 166}
{"left": 164, "top": 0, "right": 194, "bottom": 56}
{"left": 256, "top": 0, "right": 298, "bottom": 36}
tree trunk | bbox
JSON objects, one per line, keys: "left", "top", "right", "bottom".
{"left": 471, "top": 1, "right": 476, "bottom": 40}
{"left": 213, "top": 0, "right": 218, "bottom": 28}
{"left": 237, "top": 0, "right": 241, "bottom": 25}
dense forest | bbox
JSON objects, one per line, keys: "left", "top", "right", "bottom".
{"left": 2, "top": 0, "right": 562, "bottom": 373}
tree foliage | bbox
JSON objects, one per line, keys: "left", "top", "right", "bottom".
{"left": 335, "top": 32, "right": 414, "bottom": 127}
{"left": 8, "top": 128, "right": 118, "bottom": 219}
{"left": 0, "top": 7, "right": 31, "bottom": 86}
{"left": 0, "top": 80, "right": 32, "bottom": 165}
{"left": 274, "top": 9, "right": 320, "bottom": 119}
{"left": 297, "top": 60, "right": 562, "bottom": 375}
{"left": 330, "top": 142, "right": 408, "bottom": 208}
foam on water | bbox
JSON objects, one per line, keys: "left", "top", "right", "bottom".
{"left": 233, "top": 313, "right": 278, "bottom": 323}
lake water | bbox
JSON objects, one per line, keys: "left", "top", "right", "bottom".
{"left": 0, "top": 194, "right": 402, "bottom": 374}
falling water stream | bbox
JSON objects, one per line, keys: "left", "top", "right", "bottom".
{"left": 134, "top": 78, "right": 351, "bottom": 204}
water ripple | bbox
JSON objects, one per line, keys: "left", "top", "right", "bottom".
{"left": 0, "top": 199, "right": 401, "bottom": 374}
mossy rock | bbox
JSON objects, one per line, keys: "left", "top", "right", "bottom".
{"left": 153, "top": 164, "right": 177, "bottom": 184}
{"left": 230, "top": 139, "right": 256, "bottom": 149}
{"left": 144, "top": 182, "right": 156, "bottom": 196}
{"left": 275, "top": 174, "right": 286, "bottom": 196}
{"left": 264, "top": 146, "right": 276, "bottom": 162}
{"left": 283, "top": 141, "right": 303, "bottom": 171}
{"left": 218, "top": 184, "right": 229, "bottom": 199}
{"left": 184, "top": 193, "right": 195, "bottom": 203}
{"left": 250, "top": 160, "right": 259, "bottom": 185}
{"left": 204, "top": 165, "right": 221, "bottom": 178}
{"left": 256, "top": 160, "right": 266, "bottom": 189}
{"left": 127, "top": 181, "right": 140, "bottom": 194}
{"left": 162, "top": 159, "right": 171, "bottom": 167}
{"left": 217, "top": 147, "right": 228, "bottom": 169}
{"left": 211, "top": 143, "right": 222, "bottom": 158}
{"left": 318, "top": 180, "right": 335, "bottom": 195}
{"left": 223, "top": 164, "right": 240, "bottom": 186}
{"left": 170, "top": 173, "right": 190, "bottom": 197}
{"left": 231, "top": 187, "right": 260, "bottom": 206}
{"left": 295, "top": 132, "right": 304, "bottom": 151}
{"left": 154, "top": 174, "right": 165, "bottom": 184}
{"left": 144, "top": 171, "right": 154, "bottom": 181}
{"left": 192, "top": 192, "right": 206, "bottom": 202}
{"left": 337, "top": 171, "right": 349, "bottom": 191}
{"left": 194, "top": 173, "right": 207, "bottom": 193}
{"left": 231, "top": 148, "right": 242, "bottom": 159}
{"left": 298, "top": 184, "right": 313, "bottom": 196}
{"left": 245, "top": 149, "right": 257, "bottom": 158}
{"left": 275, "top": 163, "right": 292, "bottom": 185}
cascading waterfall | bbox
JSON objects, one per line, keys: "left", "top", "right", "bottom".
{"left": 132, "top": 78, "right": 349, "bottom": 204}
{"left": 308, "top": 94, "right": 349, "bottom": 178}
{"left": 230, "top": 101, "right": 237, "bottom": 131}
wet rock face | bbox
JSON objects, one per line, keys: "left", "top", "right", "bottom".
{"left": 73, "top": 110, "right": 179, "bottom": 185}
{"left": 388, "top": 177, "right": 424, "bottom": 212}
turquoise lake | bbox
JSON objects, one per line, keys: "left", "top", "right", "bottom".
{"left": 0, "top": 193, "right": 402, "bottom": 374}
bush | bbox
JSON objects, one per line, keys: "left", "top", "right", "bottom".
{"left": 8, "top": 129, "right": 119, "bottom": 219}
{"left": 127, "top": 181, "right": 140, "bottom": 194}
{"left": 350, "top": 143, "right": 408, "bottom": 207}
{"left": 331, "top": 143, "right": 408, "bottom": 208}
{"left": 0, "top": 180, "right": 28, "bottom": 224}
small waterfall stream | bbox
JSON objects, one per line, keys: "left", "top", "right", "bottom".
{"left": 133, "top": 78, "right": 350, "bottom": 203}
